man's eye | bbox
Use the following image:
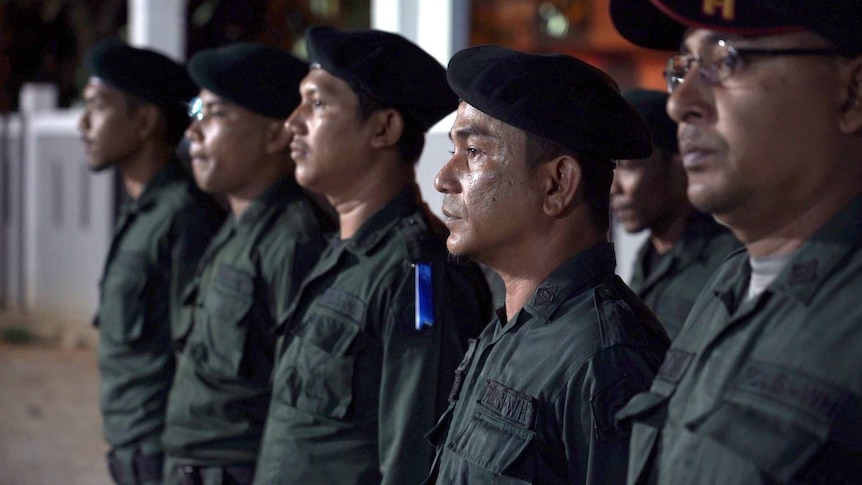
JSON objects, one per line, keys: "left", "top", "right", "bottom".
{"left": 312, "top": 98, "right": 324, "bottom": 107}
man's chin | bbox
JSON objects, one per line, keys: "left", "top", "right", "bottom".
{"left": 87, "top": 159, "right": 112, "bottom": 173}
{"left": 446, "top": 251, "right": 473, "bottom": 266}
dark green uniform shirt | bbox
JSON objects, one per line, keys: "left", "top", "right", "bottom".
{"left": 254, "top": 187, "right": 492, "bottom": 485}
{"left": 96, "top": 161, "right": 224, "bottom": 450}
{"left": 163, "top": 176, "right": 333, "bottom": 466}
{"left": 629, "top": 212, "right": 740, "bottom": 339}
{"left": 428, "top": 243, "right": 670, "bottom": 484}
{"left": 428, "top": 243, "right": 668, "bottom": 484}
{"left": 618, "top": 195, "right": 862, "bottom": 484}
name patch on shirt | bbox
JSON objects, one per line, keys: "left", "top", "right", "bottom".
{"left": 318, "top": 288, "right": 366, "bottom": 324}
{"left": 656, "top": 349, "right": 695, "bottom": 384}
{"left": 479, "top": 380, "right": 536, "bottom": 428}
{"left": 736, "top": 360, "right": 849, "bottom": 420}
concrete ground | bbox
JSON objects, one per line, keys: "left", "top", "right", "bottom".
{"left": 0, "top": 312, "right": 110, "bottom": 485}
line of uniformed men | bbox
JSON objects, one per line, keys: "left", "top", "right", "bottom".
{"left": 82, "top": 0, "right": 862, "bottom": 482}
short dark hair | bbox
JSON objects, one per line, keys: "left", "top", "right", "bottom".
{"left": 354, "top": 87, "right": 426, "bottom": 165}
{"left": 524, "top": 133, "right": 613, "bottom": 234}
{"left": 122, "top": 92, "right": 189, "bottom": 147}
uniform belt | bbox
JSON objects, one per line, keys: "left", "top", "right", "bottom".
{"left": 177, "top": 464, "right": 255, "bottom": 485}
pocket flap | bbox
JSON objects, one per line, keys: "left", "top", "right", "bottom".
{"left": 686, "top": 400, "right": 829, "bottom": 483}
{"left": 425, "top": 404, "right": 455, "bottom": 447}
{"left": 98, "top": 251, "right": 149, "bottom": 343}
{"left": 205, "top": 265, "right": 254, "bottom": 325}
{"left": 615, "top": 391, "right": 669, "bottom": 428}
{"left": 447, "top": 410, "right": 534, "bottom": 476}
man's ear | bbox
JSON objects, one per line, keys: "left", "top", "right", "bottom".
{"left": 265, "top": 119, "right": 293, "bottom": 154}
{"left": 369, "top": 108, "right": 405, "bottom": 149}
{"left": 541, "top": 155, "right": 581, "bottom": 217}
{"left": 135, "top": 104, "right": 161, "bottom": 140}
{"left": 839, "top": 57, "right": 862, "bottom": 134}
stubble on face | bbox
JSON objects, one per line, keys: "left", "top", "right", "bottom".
{"left": 441, "top": 104, "right": 533, "bottom": 264}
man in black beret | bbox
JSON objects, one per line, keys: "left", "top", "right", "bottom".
{"left": 160, "top": 43, "right": 335, "bottom": 485}
{"left": 253, "top": 27, "right": 492, "bottom": 485}
{"left": 611, "top": 89, "right": 739, "bottom": 339}
{"left": 78, "top": 39, "right": 225, "bottom": 485}
{"left": 425, "top": 45, "right": 670, "bottom": 484}
{"left": 609, "top": 1, "right": 862, "bottom": 483}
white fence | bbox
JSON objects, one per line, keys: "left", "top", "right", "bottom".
{"left": 1, "top": 87, "right": 114, "bottom": 322}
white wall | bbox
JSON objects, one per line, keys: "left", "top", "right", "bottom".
{"left": 23, "top": 109, "right": 114, "bottom": 319}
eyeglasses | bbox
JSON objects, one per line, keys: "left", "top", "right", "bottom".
{"left": 665, "top": 39, "right": 841, "bottom": 94}
{"left": 187, "top": 97, "right": 204, "bottom": 121}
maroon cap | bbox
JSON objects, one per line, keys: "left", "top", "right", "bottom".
{"left": 610, "top": 0, "right": 862, "bottom": 55}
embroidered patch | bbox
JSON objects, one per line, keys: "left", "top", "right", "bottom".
{"left": 318, "top": 288, "right": 366, "bottom": 324}
{"left": 788, "top": 260, "right": 818, "bottom": 286}
{"left": 535, "top": 286, "right": 558, "bottom": 305}
{"left": 478, "top": 380, "right": 537, "bottom": 428}
{"left": 735, "top": 360, "right": 849, "bottom": 420}
{"left": 591, "top": 376, "right": 643, "bottom": 441}
{"left": 656, "top": 349, "right": 695, "bottom": 384}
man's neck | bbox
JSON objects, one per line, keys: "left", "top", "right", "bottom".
{"left": 649, "top": 204, "right": 694, "bottom": 255}
{"left": 226, "top": 165, "right": 293, "bottom": 218}
{"left": 491, "top": 226, "right": 604, "bottom": 322}
{"left": 334, "top": 163, "right": 414, "bottom": 240}
{"left": 734, "top": 185, "right": 862, "bottom": 258}
{"left": 119, "top": 143, "right": 174, "bottom": 200}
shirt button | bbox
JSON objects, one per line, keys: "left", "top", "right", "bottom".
{"left": 598, "top": 286, "right": 615, "bottom": 299}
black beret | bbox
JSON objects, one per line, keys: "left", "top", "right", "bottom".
{"left": 84, "top": 39, "right": 197, "bottom": 107}
{"left": 611, "top": 0, "right": 862, "bottom": 56}
{"left": 306, "top": 26, "right": 457, "bottom": 131}
{"left": 447, "top": 45, "right": 652, "bottom": 161}
{"left": 188, "top": 43, "right": 307, "bottom": 119}
{"left": 623, "top": 89, "right": 677, "bottom": 155}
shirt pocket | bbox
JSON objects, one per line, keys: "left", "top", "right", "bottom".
{"left": 277, "top": 314, "right": 361, "bottom": 419}
{"left": 446, "top": 406, "right": 536, "bottom": 482}
{"left": 684, "top": 361, "right": 847, "bottom": 483}
{"left": 97, "top": 251, "right": 150, "bottom": 344}
{"left": 195, "top": 265, "right": 254, "bottom": 376}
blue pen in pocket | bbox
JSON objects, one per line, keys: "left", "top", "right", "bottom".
{"left": 414, "top": 262, "right": 434, "bottom": 330}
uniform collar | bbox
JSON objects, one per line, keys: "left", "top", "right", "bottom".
{"left": 675, "top": 211, "right": 729, "bottom": 265}
{"left": 636, "top": 211, "right": 725, "bottom": 271}
{"left": 125, "top": 160, "right": 186, "bottom": 214}
{"left": 713, "top": 194, "right": 862, "bottom": 307}
{"left": 522, "top": 242, "right": 617, "bottom": 324}
{"left": 235, "top": 175, "right": 305, "bottom": 226}
{"left": 768, "top": 194, "right": 862, "bottom": 305}
{"left": 341, "top": 185, "right": 422, "bottom": 255}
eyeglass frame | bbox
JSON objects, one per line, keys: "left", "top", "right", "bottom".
{"left": 664, "top": 39, "right": 842, "bottom": 94}
{"left": 187, "top": 96, "right": 205, "bottom": 121}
